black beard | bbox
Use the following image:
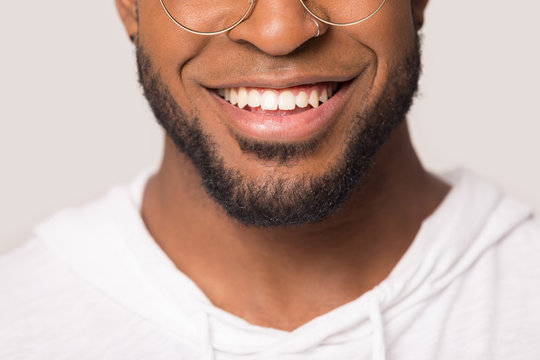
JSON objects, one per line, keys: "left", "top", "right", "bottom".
{"left": 136, "top": 38, "right": 421, "bottom": 227}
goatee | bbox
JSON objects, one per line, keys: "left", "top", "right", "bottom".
{"left": 136, "top": 37, "right": 421, "bottom": 227}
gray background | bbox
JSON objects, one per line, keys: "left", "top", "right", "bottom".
{"left": 1, "top": 0, "right": 539, "bottom": 254}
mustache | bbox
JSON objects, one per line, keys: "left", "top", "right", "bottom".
{"left": 185, "top": 41, "right": 372, "bottom": 80}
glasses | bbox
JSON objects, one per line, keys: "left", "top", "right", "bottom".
{"left": 160, "top": 0, "right": 388, "bottom": 36}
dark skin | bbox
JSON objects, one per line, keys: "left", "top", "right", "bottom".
{"left": 116, "top": 0, "right": 449, "bottom": 331}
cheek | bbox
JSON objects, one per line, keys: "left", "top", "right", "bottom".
{"left": 380, "top": 1, "right": 417, "bottom": 55}
{"left": 346, "top": 1, "right": 417, "bottom": 89}
{"left": 137, "top": 0, "right": 208, "bottom": 108}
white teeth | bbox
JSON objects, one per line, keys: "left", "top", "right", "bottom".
{"left": 308, "top": 90, "right": 319, "bottom": 108}
{"left": 279, "top": 91, "right": 296, "bottom": 110}
{"left": 230, "top": 89, "right": 238, "bottom": 105}
{"left": 261, "top": 90, "right": 279, "bottom": 110}
{"left": 296, "top": 91, "right": 308, "bottom": 108}
{"left": 220, "top": 83, "right": 339, "bottom": 110}
{"left": 248, "top": 89, "right": 261, "bottom": 108}
{"left": 237, "top": 87, "right": 248, "bottom": 109}
{"left": 319, "top": 88, "right": 328, "bottom": 103}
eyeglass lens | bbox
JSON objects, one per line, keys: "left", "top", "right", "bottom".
{"left": 161, "top": 0, "right": 386, "bottom": 34}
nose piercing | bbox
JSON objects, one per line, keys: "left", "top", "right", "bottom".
{"left": 311, "top": 18, "right": 320, "bottom": 38}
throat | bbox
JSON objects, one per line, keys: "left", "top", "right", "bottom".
{"left": 142, "top": 124, "right": 451, "bottom": 332}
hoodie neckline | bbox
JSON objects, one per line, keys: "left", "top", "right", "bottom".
{"left": 118, "top": 169, "right": 461, "bottom": 352}
{"left": 36, "top": 168, "right": 533, "bottom": 359}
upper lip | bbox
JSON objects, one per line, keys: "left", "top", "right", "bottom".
{"left": 203, "top": 72, "right": 361, "bottom": 90}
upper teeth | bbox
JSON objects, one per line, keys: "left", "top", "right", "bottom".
{"left": 219, "top": 83, "right": 337, "bottom": 111}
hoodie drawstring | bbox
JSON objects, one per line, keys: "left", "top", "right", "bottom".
{"left": 198, "top": 312, "right": 216, "bottom": 360}
{"left": 367, "top": 296, "right": 387, "bottom": 360}
{"left": 198, "top": 297, "right": 387, "bottom": 360}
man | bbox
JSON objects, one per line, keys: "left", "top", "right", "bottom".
{"left": 1, "top": 0, "right": 539, "bottom": 359}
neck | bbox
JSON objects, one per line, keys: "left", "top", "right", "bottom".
{"left": 141, "top": 122, "right": 449, "bottom": 331}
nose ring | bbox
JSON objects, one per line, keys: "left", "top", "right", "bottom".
{"left": 311, "top": 18, "right": 320, "bottom": 38}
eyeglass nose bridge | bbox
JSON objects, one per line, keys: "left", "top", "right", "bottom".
{"left": 159, "top": 0, "right": 388, "bottom": 36}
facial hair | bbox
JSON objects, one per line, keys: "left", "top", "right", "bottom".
{"left": 136, "top": 37, "right": 421, "bottom": 227}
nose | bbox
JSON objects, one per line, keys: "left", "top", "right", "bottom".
{"left": 227, "top": 0, "right": 328, "bottom": 56}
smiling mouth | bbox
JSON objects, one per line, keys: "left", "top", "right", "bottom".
{"left": 215, "top": 82, "right": 342, "bottom": 115}
{"left": 210, "top": 78, "right": 353, "bottom": 142}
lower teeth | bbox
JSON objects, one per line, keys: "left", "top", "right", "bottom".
{"left": 247, "top": 106, "right": 315, "bottom": 115}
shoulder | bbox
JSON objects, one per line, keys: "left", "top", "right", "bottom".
{"left": 493, "top": 215, "right": 540, "bottom": 280}
{"left": 0, "top": 237, "right": 97, "bottom": 312}
{"left": 0, "top": 239, "right": 103, "bottom": 357}
{"left": 0, "top": 174, "right": 142, "bottom": 321}
{"left": 0, "top": 235, "right": 177, "bottom": 359}
{"left": 0, "top": 171, "right": 159, "bottom": 358}
{"left": 0, "top": 238, "right": 74, "bottom": 306}
{"left": 470, "top": 216, "right": 540, "bottom": 356}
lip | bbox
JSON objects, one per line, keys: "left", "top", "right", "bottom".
{"left": 204, "top": 73, "right": 358, "bottom": 90}
{"left": 210, "top": 79, "right": 354, "bottom": 143}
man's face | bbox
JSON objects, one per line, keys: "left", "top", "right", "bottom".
{"left": 133, "top": 0, "right": 424, "bottom": 227}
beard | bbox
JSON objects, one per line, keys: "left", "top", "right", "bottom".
{"left": 136, "top": 37, "right": 421, "bottom": 228}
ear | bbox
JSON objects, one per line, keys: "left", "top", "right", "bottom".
{"left": 411, "top": 0, "right": 429, "bottom": 30}
{"left": 115, "top": 0, "right": 138, "bottom": 42}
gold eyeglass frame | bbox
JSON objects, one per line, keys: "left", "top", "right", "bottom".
{"left": 159, "top": 0, "right": 389, "bottom": 36}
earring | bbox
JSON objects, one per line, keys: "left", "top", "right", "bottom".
{"left": 311, "top": 18, "right": 320, "bottom": 38}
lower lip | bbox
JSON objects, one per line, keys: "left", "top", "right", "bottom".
{"left": 211, "top": 82, "right": 352, "bottom": 142}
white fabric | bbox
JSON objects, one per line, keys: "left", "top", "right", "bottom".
{"left": 1, "top": 169, "right": 540, "bottom": 360}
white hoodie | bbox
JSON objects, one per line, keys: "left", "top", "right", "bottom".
{"left": 1, "top": 169, "right": 539, "bottom": 360}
